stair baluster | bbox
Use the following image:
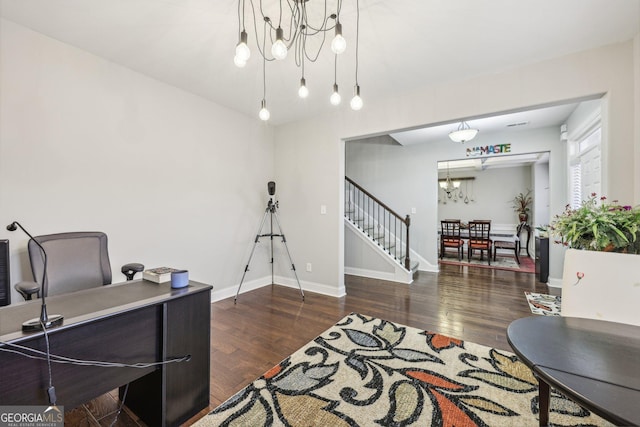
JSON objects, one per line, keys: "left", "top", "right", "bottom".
{"left": 344, "top": 177, "right": 412, "bottom": 271}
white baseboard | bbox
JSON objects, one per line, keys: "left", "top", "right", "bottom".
{"left": 275, "top": 275, "right": 346, "bottom": 298}
{"left": 210, "top": 277, "right": 268, "bottom": 302}
{"left": 410, "top": 252, "right": 438, "bottom": 272}
{"left": 547, "top": 277, "right": 562, "bottom": 288}
{"left": 417, "top": 263, "right": 438, "bottom": 273}
{"left": 210, "top": 275, "right": 346, "bottom": 303}
{"left": 344, "top": 266, "right": 398, "bottom": 282}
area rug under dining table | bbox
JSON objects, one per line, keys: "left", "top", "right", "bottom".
{"left": 197, "top": 313, "right": 610, "bottom": 426}
{"left": 439, "top": 253, "right": 536, "bottom": 273}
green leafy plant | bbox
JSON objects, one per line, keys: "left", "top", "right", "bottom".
{"left": 550, "top": 193, "right": 640, "bottom": 253}
{"left": 512, "top": 190, "right": 532, "bottom": 215}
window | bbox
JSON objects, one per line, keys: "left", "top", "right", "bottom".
{"left": 568, "top": 126, "right": 601, "bottom": 209}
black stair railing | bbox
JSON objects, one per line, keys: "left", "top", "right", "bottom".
{"left": 345, "top": 176, "right": 411, "bottom": 270}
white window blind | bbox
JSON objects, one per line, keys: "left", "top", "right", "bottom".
{"left": 570, "top": 163, "right": 582, "bottom": 209}
{"left": 568, "top": 124, "right": 601, "bottom": 210}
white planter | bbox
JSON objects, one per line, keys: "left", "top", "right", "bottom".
{"left": 561, "top": 248, "right": 640, "bottom": 326}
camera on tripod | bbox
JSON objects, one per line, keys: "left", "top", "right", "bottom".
{"left": 234, "top": 180, "right": 304, "bottom": 303}
{"left": 267, "top": 181, "right": 278, "bottom": 212}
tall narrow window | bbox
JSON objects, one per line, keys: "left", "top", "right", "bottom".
{"left": 568, "top": 126, "right": 601, "bottom": 209}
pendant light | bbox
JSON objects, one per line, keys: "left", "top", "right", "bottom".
{"left": 330, "top": 55, "right": 341, "bottom": 105}
{"left": 234, "top": 0, "right": 361, "bottom": 120}
{"left": 350, "top": 0, "right": 363, "bottom": 111}
{"left": 449, "top": 121, "right": 479, "bottom": 143}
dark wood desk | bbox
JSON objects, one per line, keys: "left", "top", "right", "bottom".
{"left": 0, "top": 280, "right": 212, "bottom": 426}
{"left": 507, "top": 316, "right": 640, "bottom": 426}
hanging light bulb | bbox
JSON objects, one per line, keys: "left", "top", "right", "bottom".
{"left": 350, "top": 1, "right": 363, "bottom": 111}
{"left": 331, "top": 22, "right": 346, "bottom": 54}
{"left": 259, "top": 99, "right": 270, "bottom": 121}
{"left": 330, "top": 55, "right": 341, "bottom": 105}
{"left": 298, "top": 77, "right": 309, "bottom": 98}
{"left": 235, "top": 30, "right": 250, "bottom": 62}
{"left": 235, "top": 0, "right": 364, "bottom": 116}
{"left": 350, "top": 85, "right": 363, "bottom": 110}
{"left": 271, "top": 27, "right": 288, "bottom": 60}
{"left": 233, "top": 55, "right": 247, "bottom": 68}
{"left": 330, "top": 83, "right": 341, "bottom": 105}
{"left": 259, "top": 24, "right": 269, "bottom": 121}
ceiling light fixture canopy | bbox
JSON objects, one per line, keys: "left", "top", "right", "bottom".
{"left": 234, "top": 0, "right": 362, "bottom": 120}
{"left": 449, "top": 121, "right": 479, "bottom": 143}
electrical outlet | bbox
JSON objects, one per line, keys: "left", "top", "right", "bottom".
{"left": 320, "top": 205, "right": 327, "bottom": 214}
{"left": 411, "top": 207, "right": 417, "bottom": 214}
{"left": 306, "top": 263, "right": 312, "bottom": 272}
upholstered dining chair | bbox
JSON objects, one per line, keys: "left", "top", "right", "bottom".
{"left": 15, "top": 231, "right": 144, "bottom": 300}
{"left": 440, "top": 220, "right": 464, "bottom": 260}
{"left": 493, "top": 222, "right": 525, "bottom": 264}
{"left": 468, "top": 220, "right": 492, "bottom": 265}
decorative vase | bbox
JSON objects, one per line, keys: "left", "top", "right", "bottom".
{"left": 561, "top": 249, "right": 640, "bottom": 326}
{"left": 518, "top": 213, "right": 528, "bottom": 223}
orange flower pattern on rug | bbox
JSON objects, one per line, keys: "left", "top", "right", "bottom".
{"left": 198, "top": 313, "right": 611, "bottom": 427}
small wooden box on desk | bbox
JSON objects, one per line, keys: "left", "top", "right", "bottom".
{"left": 535, "top": 237, "right": 549, "bottom": 283}
{"left": 0, "top": 279, "right": 212, "bottom": 427}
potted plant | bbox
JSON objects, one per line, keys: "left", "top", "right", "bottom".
{"left": 550, "top": 193, "right": 640, "bottom": 326}
{"left": 549, "top": 193, "right": 640, "bottom": 253}
{"left": 512, "top": 190, "right": 532, "bottom": 223}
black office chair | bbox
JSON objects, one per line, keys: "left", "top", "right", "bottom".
{"left": 15, "top": 231, "right": 144, "bottom": 300}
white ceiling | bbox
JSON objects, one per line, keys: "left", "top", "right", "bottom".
{"left": 1, "top": 0, "right": 639, "bottom": 126}
{"left": 391, "top": 102, "right": 581, "bottom": 146}
{"left": 438, "top": 152, "right": 551, "bottom": 172}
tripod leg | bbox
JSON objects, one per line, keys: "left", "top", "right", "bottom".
{"left": 272, "top": 212, "right": 305, "bottom": 301}
{"left": 270, "top": 210, "right": 274, "bottom": 285}
{"left": 235, "top": 209, "right": 269, "bottom": 303}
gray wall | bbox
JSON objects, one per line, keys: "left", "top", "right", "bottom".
{"left": 345, "top": 127, "right": 559, "bottom": 270}
{"left": 275, "top": 40, "right": 637, "bottom": 290}
{"left": 0, "top": 19, "right": 275, "bottom": 302}
{"left": 2, "top": 19, "right": 637, "bottom": 299}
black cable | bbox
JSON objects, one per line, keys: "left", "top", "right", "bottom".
{"left": 40, "top": 320, "right": 57, "bottom": 405}
{"left": 277, "top": 0, "right": 282, "bottom": 27}
{"left": 0, "top": 340, "right": 191, "bottom": 368}
{"left": 354, "top": 0, "right": 360, "bottom": 86}
{"left": 0, "top": 338, "right": 189, "bottom": 424}
{"left": 262, "top": 19, "right": 267, "bottom": 100}
{"left": 106, "top": 383, "right": 129, "bottom": 427}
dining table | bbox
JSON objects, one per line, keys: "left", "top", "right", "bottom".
{"left": 438, "top": 223, "right": 531, "bottom": 256}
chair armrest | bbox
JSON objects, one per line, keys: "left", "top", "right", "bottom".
{"left": 121, "top": 263, "right": 145, "bottom": 281}
{"left": 15, "top": 281, "right": 40, "bottom": 300}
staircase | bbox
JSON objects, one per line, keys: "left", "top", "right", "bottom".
{"left": 345, "top": 177, "right": 419, "bottom": 283}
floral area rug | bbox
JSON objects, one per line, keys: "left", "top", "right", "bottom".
{"left": 439, "top": 253, "right": 536, "bottom": 273}
{"left": 525, "top": 292, "right": 562, "bottom": 316}
{"left": 197, "top": 313, "right": 610, "bottom": 426}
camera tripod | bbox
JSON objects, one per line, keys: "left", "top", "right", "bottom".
{"left": 234, "top": 197, "right": 305, "bottom": 303}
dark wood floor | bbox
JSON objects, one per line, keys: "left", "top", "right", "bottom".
{"left": 71, "top": 264, "right": 556, "bottom": 426}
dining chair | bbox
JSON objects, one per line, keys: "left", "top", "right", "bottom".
{"left": 493, "top": 223, "right": 525, "bottom": 264}
{"left": 468, "top": 220, "right": 492, "bottom": 265}
{"left": 440, "top": 220, "right": 464, "bottom": 260}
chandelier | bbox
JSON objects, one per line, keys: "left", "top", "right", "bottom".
{"left": 234, "top": 0, "right": 362, "bottom": 121}
{"left": 449, "top": 121, "right": 479, "bottom": 143}
{"left": 439, "top": 162, "right": 461, "bottom": 198}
